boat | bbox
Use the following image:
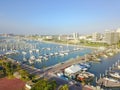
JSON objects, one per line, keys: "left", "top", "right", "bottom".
{"left": 22, "top": 51, "right": 26, "bottom": 55}
{"left": 117, "top": 64, "right": 120, "bottom": 69}
{"left": 76, "top": 64, "right": 88, "bottom": 71}
{"left": 39, "top": 56, "right": 43, "bottom": 59}
{"left": 57, "top": 72, "right": 64, "bottom": 77}
{"left": 73, "top": 48, "right": 77, "bottom": 51}
{"left": 44, "top": 54, "right": 49, "bottom": 58}
{"left": 82, "top": 67, "right": 88, "bottom": 71}
{"left": 95, "top": 58, "right": 101, "bottom": 62}
{"left": 97, "top": 77, "right": 120, "bottom": 87}
{"left": 80, "top": 63, "right": 91, "bottom": 69}
{"left": 50, "top": 53, "right": 54, "bottom": 56}
{"left": 77, "top": 71, "right": 94, "bottom": 82}
{"left": 103, "top": 54, "right": 108, "bottom": 58}
{"left": 36, "top": 58, "right": 42, "bottom": 63}
{"left": 30, "top": 55, "right": 35, "bottom": 60}
{"left": 59, "top": 53, "right": 64, "bottom": 56}
{"left": 54, "top": 52, "right": 59, "bottom": 55}
{"left": 29, "top": 50, "right": 32, "bottom": 54}
{"left": 109, "top": 72, "right": 120, "bottom": 79}
{"left": 5, "top": 50, "right": 19, "bottom": 55}
{"left": 104, "top": 77, "right": 119, "bottom": 83}
{"left": 35, "top": 49, "right": 39, "bottom": 52}
{"left": 23, "top": 57, "right": 27, "bottom": 61}
{"left": 64, "top": 52, "right": 68, "bottom": 55}
{"left": 47, "top": 48, "right": 51, "bottom": 50}
{"left": 43, "top": 57, "right": 48, "bottom": 61}
{"left": 28, "top": 59, "right": 34, "bottom": 64}
{"left": 108, "top": 52, "right": 114, "bottom": 56}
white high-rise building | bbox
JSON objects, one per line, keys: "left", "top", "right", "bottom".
{"left": 73, "top": 32, "right": 79, "bottom": 40}
{"left": 104, "top": 30, "right": 119, "bottom": 45}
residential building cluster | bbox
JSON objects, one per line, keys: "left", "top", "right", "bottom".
{"left": 42, "top": 28, "right": 120, "bottom": 45}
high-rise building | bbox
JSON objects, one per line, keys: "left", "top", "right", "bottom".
{"left": 116, "top": 28, "right": 120, "bottom": 40}
{"left": 104, "top": 30, "right": 119, "bottom": 45}
{"left": 73, "top": 32, "right": 79, "bottom": 40}
{"left": 92, "top": 32, "right": 101, "bottom": 41}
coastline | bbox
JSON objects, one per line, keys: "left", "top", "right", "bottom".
{"left": 38, "top": 40, "right": 99, "bottom": 50}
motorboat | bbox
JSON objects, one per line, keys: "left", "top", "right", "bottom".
{"left": 36, "top": 58, "right": 42, "bottom": 63}
{"left": 109, "top": 72, "right": 120, "bottom": 79}
{"left": 77, "top": 71, "right": 94, "bottom": 81}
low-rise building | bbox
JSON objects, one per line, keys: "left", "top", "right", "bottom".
{"left": 64, "top": 64, "right": 82, "bottom": 78}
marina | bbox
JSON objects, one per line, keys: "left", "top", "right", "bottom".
{"left": 0, "top": 36, "right": 93, "bottom": 69}
{"left": 1, "top": 36, "right": 120, "bottom": 90}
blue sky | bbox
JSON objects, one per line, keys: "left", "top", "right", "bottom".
{"left": 0, "top": 0, "right": 120, "bottom": 35}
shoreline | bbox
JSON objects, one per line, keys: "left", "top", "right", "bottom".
{"left": 39, "top": 40, "right": 100, "bottom": 50}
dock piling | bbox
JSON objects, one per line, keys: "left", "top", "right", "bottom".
{"left": 105, "top": 70, "right": 107, "bottom": 76}
{"left": 100, "top": 73, "right": 101, "bottom": 79}
{"left": 96, "top": 77, "right": 98, "bottom": 83}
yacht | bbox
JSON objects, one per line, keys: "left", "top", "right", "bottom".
{"left": 109, "top": 72, "right": 120, "bottom": 79}
{"left": 36, "top": 58, "right": 42, "bottom": 63}
{"left": 54, "top": 52, "right": 59, "bottom": 55}
{"left": 50, "top": 53, "right": 54, "bottom": 56}
{"left": 30, "top": 55, "right": 35, "bottom": 60}
{"left": 29, "top": 59, "right": 34, "bottom": 64}
{"left": 59, "top": 53, "right": 64, "bottom": 56}
{"left": 57, "top": 72, "right": 64, "bottom": 77}
{"left": 23, "top": 57, "right": 27, "bottom": 61}
{"left": 44, "top": 54, "right": 49, "bottom": 58}
{"left": 103, "top": 54, "right": 108, "bottom": 58}
{"left": 117, "top": 64, "right": 120, "bottom": 69}
{"left": 77, "top": 72, "right": 94, "bottom": 81}
{"left": 108, "top": 52, "right": 114, "bottom": 56}
{"left": 104, "top": 77, "right": 119, "bottom": 83}
{"left": 64, "top": 52, "right": 68, "bottom": 55}
{"left": 35, "top": 49, "right": 39, "bottom": 52}
{"left": 39, "top": 56, "right": 43, "bottom": 59}
{"left": 80, "top": 63, "right": 91, "bottom": 69}
{"left": 43, "top": 57, "right": 48, "bottom": 61}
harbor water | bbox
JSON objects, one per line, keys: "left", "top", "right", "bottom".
{"left": 8, "top": 41, "right": 93, "bottom": 69}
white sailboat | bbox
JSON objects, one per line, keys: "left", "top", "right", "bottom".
{"left": 36, "top": 58, "right": 42, "bottom": 63}
{"left": 22, "top": 51, "right": 27, "bottom": 61}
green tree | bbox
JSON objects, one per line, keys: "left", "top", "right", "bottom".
{"left": 19, "top": 70, "right": 30, "bottom": 81}
{"left": 5, "top": 61, "right": 14, "bottom": 76}
{"left": 31, "top": 79, "right": 57, "bottom": 90}
{"left": 59, "top": 84, "right": 69, "bottom": 90}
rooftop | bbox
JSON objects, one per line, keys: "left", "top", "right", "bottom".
{"left": 0, "top": 78, "right": 25, "bottom": 90}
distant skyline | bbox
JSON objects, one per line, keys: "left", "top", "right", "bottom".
{"left": 0, "top": 0, "right": 120, "bottom": 35}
